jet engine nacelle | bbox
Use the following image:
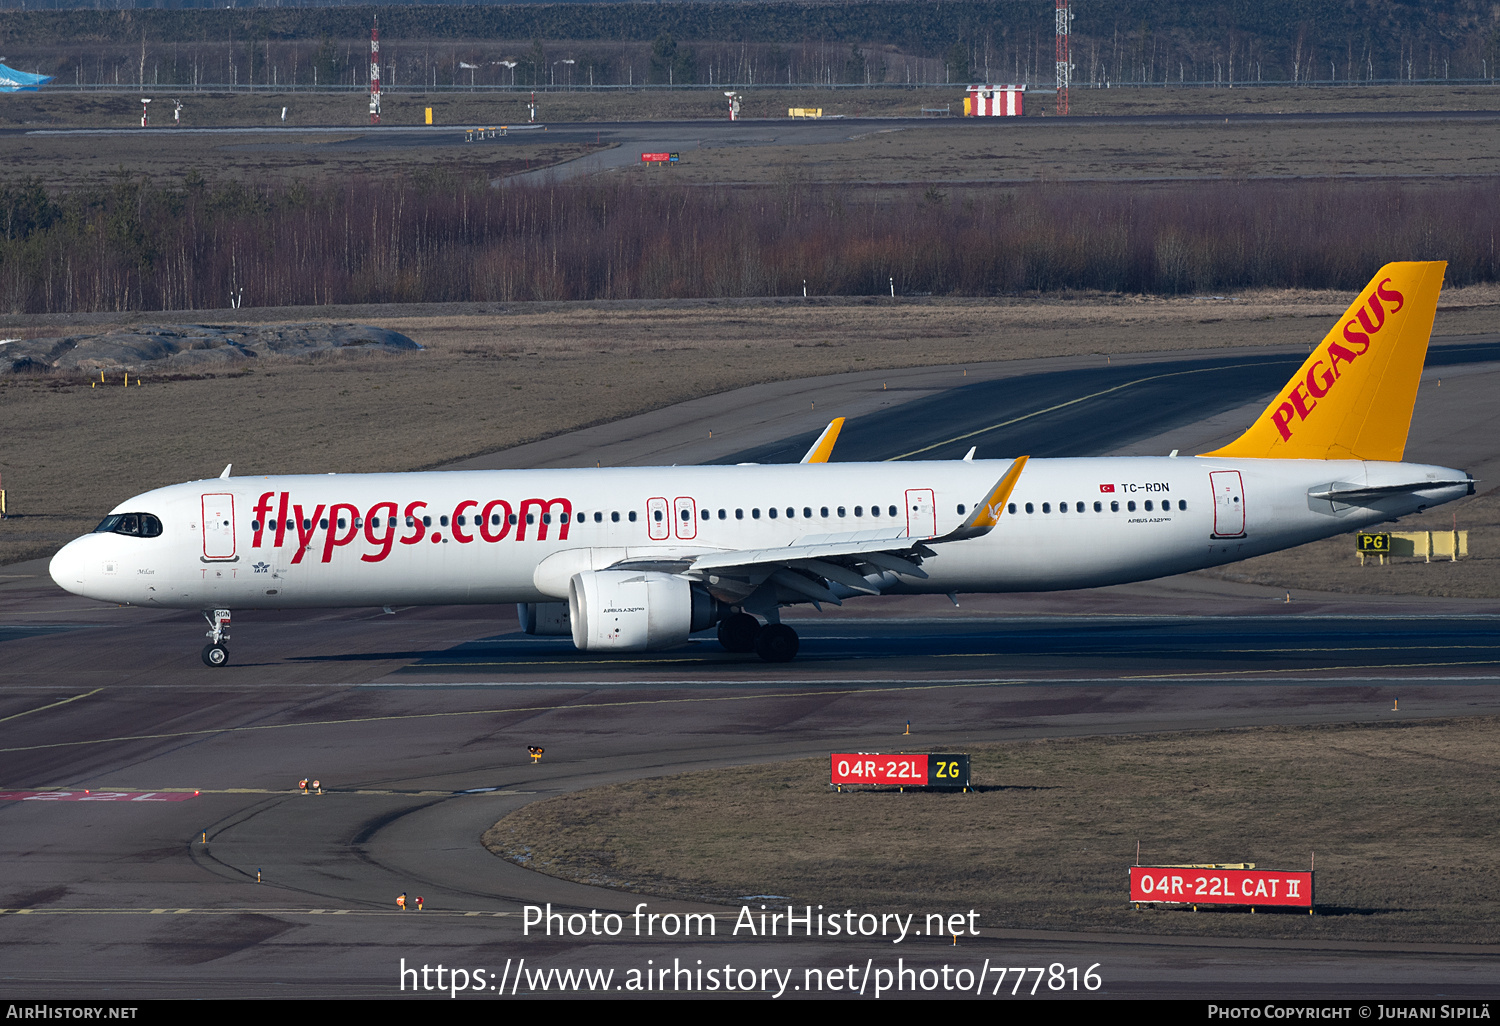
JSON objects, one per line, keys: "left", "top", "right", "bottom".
{"left": 568, "top": 570, "right": 720, "bottom": 651}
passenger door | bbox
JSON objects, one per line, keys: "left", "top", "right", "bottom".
{"left": 201, "top": 493, "right": 237, "bottom": 561}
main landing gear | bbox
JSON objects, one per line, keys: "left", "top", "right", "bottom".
{"left": 201, "top": 608, "right": 231, "bottom": 667}
{"left": 717, "top": 612, "right": 799, "bottom": 663}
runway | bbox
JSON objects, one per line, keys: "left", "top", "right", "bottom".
{"left": 2, "top": 337, "right": 1498, "bottom": 999}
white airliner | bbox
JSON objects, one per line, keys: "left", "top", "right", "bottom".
{"left": 50, "top": 262, "right": 1472, "bottom": 666}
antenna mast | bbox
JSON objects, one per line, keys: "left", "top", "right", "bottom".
{"left": 369, "top": 16, "right": 381, "bottom": 125}
{"left": 1055, "top": 0, "right": 1073, "bottom": 115}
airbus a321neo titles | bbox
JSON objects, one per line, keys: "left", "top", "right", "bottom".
{"left": 51, "top": 262, "right": 1473, "bottom": 666}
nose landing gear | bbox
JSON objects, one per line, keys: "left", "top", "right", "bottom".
{"left": 201, "top": 608, "right": 231, "bottom": 667}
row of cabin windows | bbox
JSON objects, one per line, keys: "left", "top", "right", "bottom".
{"left": 251, "top": 505, "right": 916, "bottom": 533}
{"left": 1006, "top": 499, "right": 1189, "bottom": 515}
{"left": 248, "top": 498, "right": 1189, "bottom": 534}
{"left": 655, "top": 504, "right": 904, "bottom": 522}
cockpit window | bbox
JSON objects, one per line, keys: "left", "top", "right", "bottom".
{"left": 93, "top": 513, "right": 163, "bottom": 538}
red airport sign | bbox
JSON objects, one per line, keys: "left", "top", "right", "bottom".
{"left": 640, "top": 152, "right": 679, "bottom": 164}
{"left": 830, "top": 753, "right": 969, "bottom": 788}
{"left": 1130, "top": 866, "right": 1313, "bottom": 909}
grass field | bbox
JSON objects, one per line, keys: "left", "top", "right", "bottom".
{"left": 4, "top": 89, "right": 1499, "bottom": 191}
{"left": 484, "top": 717, "right": 1500, "bottom": 943}
{"left": 2, "top": 83, "right": 1496, "bottom": 131}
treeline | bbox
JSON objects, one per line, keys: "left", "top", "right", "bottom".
{"left": 3, "top": 1, "right": 1499, "bottom": 87}
{"left": 0, "top": 173, "right": 1495, "bottom": 314}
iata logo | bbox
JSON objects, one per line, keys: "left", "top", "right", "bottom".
{"left": 1270, "top": 277, "right": 1404, "bottom": 441}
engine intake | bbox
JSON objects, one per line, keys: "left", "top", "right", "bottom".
{"left": 568, "top": 570, "right": 720, "bottom": 651}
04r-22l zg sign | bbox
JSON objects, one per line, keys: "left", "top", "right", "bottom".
{"left": 830, "top": 753, "right": 970, "bottom": 788}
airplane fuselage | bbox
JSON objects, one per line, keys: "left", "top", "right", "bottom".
{"left": 50, "top": 455, "right": 1469, "bottom": 612}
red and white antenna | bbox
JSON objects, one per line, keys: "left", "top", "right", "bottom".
{"left": 1055, "top": 0, "right": 1073, "bottom": 115}
{"left": 368, "top": 16, "right": 381, "bottom": 125}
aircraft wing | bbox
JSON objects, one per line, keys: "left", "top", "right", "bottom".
{"left": 607, "top": 457, "right": 1028, "bottom": 604}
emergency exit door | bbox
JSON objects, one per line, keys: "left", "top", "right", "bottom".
{"left": 905, "top": 488, "right": 936, "bottom": 538}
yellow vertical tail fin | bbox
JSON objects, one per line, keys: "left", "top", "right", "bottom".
{"left": 1200, "top": 261, "right": 1446, "bottom": 462}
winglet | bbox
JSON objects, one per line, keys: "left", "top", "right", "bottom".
{"left": 219, "top": 464, "right": 232, "bottom": 479}
{"left": 1200, "top": 261, "right": 1446, "bottom": 461}
{"left": 939, "top": 456, "right": 1028, "bottom": 542}
{"left": 801, "top": 417, "right": 845, "bottom": 463}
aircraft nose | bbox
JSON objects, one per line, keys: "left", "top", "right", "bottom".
{"left": 49, "top": 536, "right": 92, "bottom": 596}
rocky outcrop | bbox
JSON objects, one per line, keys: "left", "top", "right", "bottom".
{"left": 0, "top": 323, "right": 422, "bottom": 375}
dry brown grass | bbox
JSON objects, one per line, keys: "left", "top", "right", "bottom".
{"left": 632, "top": 115, "right": 1500, "bottom": 185}
{"left": 5, "top": 85, "right": 1498, "bottom": 191}
{"left": 484, "top": 717, "right": 1500, "bottom": 943}
{"left": 2, "top": 292, "right": 1496, "bottom": 567}
{"left": 0, "top": 129, "right": 604, "bottom": 190}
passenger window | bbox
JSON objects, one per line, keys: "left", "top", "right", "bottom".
{"left": 317, "top": 518, "right": 328, "bottom": 529}
{"left": 527, "top": 514, "right": 535, "bottom": 524}
{"left": 1110, "top": 501, "right": 1119, "bottom": 512}
{"left": 701, "top": 509, "right": 710, "bottom": 520}
{"left": 719, "top": 509, "right": 727, "bottom": 520}
{"left": 854, "top": 506, "right": 863, "bottom": 517}
{"left": 1025, "top": 503, "right": 1034, "bottom": 514}
{"left": 752, "top": 509, "right": 761, "bottom": 519}
{"left": 406, "top": 517, "right": 415, "bottom": 528}
{"left": 1178, "top": 500, "right": 1187, "bottom": 511}
{"left": 888, "top": 505, "right": 897, "bottom": 517}
{"left": 787, "top": 507, "right": 795, "bottom": 518}
{"left": 769, "top": 508, "right": 778, "bottom": 519}
{"left": 354, "top": 518, "right": 363, "bottom": 529}
{"left": 957, "top": 504, "right": 966, "bottom": 515}
{"left": 595, "top": 512, "right": 603, "bottom": 523}
{"left": 837, "top": 506, "right": 846, "bottom": 517}
{"left": 611, "top": 512, "right": 620, "bottom": 523}
{"left": 1041, "top": 503, "right": 1050, "bottom": 514}
{"left": 803, "top": 507, "right": 812, "bottom": 519}
{"left": 680, "top": 509, "right": 690, "bottom": 521}
{"left": 870, "top": 505, "right": 880, "bottom": 517}
{"left": 510, "top": 514, "right": 519, "bottom": 525}
{"left": 422, "top": 516, "right": 432, "bottom": 527}
{"left": 629, "top": 511, "right": 637, "bottom": 522}
{"left": 251, "top": 519, "right": 262, "bottom": 532}
{"left": 1007, "top": 503, "right": 1016, "bottom": 514}
{"left": 1093, "top": 502, "right": 1102, "bottom": 512}
{"left": 654, "top": 510, "right": 663, "bottom": 522}
{"left": 1058, "top": 503, "right": 1067, "bottom": 514}
{"left": 821, "top": 507, "right": 829, "bottom": 518}
{"left": 560, "top": 513, "right": 569, "bottom": 524}
{"left": 338, "top": 518, "right": 347, "bottom": 529}
{"left": 493, "top": 514, "right": 503, "bottom": 526}
{"left": 543, "top": 513, "right": 552, "bottom": 524}
{"left": 1128, "top": 501, "right": 1136, "bottom": 512}
{"left": 1144, "top": 500, "right": 1153, "bottom": 512}
{"left": 735, "top": 509, "right": 744, "bottom": 520}
{"left": 440, "top": 516, "right": 449, "bottom": 527}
